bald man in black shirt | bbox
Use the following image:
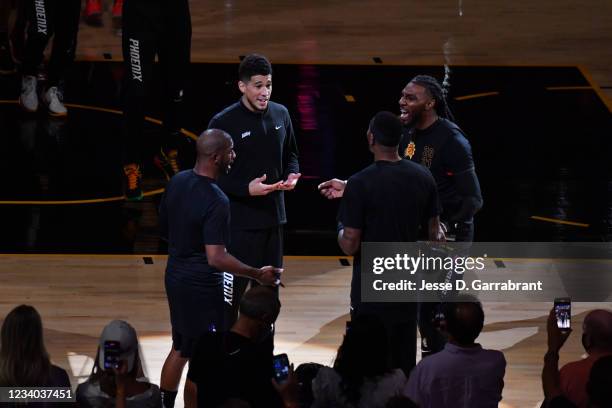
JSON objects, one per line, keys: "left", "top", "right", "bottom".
{"left": 158, "top": 129, "right": 282, "bottom": 408}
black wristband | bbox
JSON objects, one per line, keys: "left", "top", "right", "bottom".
{"left": 544, "top": 350, "right": 559, "bottom": 360}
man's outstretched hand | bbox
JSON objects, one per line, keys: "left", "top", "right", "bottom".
{"left": 547, "top": 308, "right": 572, "bottom": 352}
{"left": 318, "top": 178, "right": 346, "bottom": 199}
{"left": 249, "top": 174, "right": 282, "bottom": 196}
{"left": 278, "top": 173, "right": 301, "bottom": 191}
{"left": 258, "top": 266, "right": 284, "bottom": 287}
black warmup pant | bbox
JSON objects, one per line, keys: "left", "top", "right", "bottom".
{"left": 351, "top": 305, "right": 418, "bottom": 377}
{"left": 223, "top": 226, "right": 283, "bottom": 329}
{"left": 22, "top": 0, "right": 81, "bottom": 86}
{"left": 418, "top": 220, "right": 474, "bottom": 356}
{"left": 121, "top": 0, "right": 191, "bottom": 165}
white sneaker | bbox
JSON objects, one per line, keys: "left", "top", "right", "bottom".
{"left": 19, "top": 75, "right": 38, "bottom": 112}
{"left": 42, "top": 86, "right": 67, "bottom": 116}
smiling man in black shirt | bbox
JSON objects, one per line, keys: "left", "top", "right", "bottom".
{"left": 398, "top": 75, "right": 482, "bottom": 242}
{"left": 208, "top": 54, "right": 300, "bottom": 328}
{"left": 398, "top": 75, "right": 483, "bottom": 357}
{"left": 336, "top": 111, "right": 443, "bottom": 375}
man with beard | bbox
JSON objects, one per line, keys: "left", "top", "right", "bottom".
{"left": 398, "top": 75, "right": 482, "bottom": 242}
{"left": 320, "top": 76, "right": 482, "bottom": 232}
{"left": 398, "top": 75, "right": 483, "bottom": 357}
{"left": 158, "top": 129, "right": 282, "bottom": 408}
{"left": 208, "top": 54, "right": 300, "bottom": 329}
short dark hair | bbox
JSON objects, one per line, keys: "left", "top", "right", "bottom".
{"left": 239, "top": 286, "right": 281, "bottom": 323}
{"left": 587, "top": 355, "right": 612, "bottom": 407}
{"left": 334, "top": 315, "right": 390, "bottom": 404}
{"left": 442, "top": 295, "right": 485, "bottom": 345}
{"left": 239, "top": 54, "right": 272, "bottom": 82}
{"left": 368, "top": 111, "right": 403, "bottom": 147}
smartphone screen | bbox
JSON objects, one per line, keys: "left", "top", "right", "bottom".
{"left": 272, "top": 353, "right": 290, "bottom": 383}
{"left": 554, "top": 297, "right": 571, "bottom": 331}
{"left": 104, "top": 340, "right": 121, "bottom": 370}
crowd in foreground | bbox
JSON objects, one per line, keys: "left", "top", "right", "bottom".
{"left": 1, "top": 292, "right": 611, "bottom": 408}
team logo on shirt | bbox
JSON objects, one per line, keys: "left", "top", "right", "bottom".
{"left": 404, "top": 141, "right": 416, "bottom": 160}
{"left": 241, "top": 131, "right": 251, "bottom": 138}
{"left": 422, "top": 146, "right": 434, "bottom": 168}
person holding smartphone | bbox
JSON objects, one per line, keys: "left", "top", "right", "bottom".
{"left": 558, "top": 307, "right": 612, "bottom": 407}
{"left": 76, "top": 320, "right": 161, "bottom": 408}
{"left": 186, "top": 286, "right": 296, "bottom": 408}
{"left": 158, "top": 129, "right": 282, "bottom": 408}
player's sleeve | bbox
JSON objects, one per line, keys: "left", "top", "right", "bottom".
{"left": 338, "top": 177, "right": 365, "bottom": 229}
{"left": 424, "top": 170, "right": 441, "bottom": 219}
{"left": 282, "top": 109, "right": 300, "bottom": 178}
{"left": 207, "top": 116, "right": 219, "bottom": 130}
{"left": 442, "top": 133, "right": 475, "bottom": 174}
{"left": 202, "top": 198, "right": 231, "bottom": 246}
{"left": 443, "top": 134, "right": 483, "bottom": 221}
{"left": 452, "top": 168, "right": 483, "bottom": 221}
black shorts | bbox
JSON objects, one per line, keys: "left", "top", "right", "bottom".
{"left": 165, "top": 273, "right": 226, "bottom": 358}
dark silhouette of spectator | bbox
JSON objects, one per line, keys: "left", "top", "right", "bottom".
{"left": 559, "top": 309, "right": 612, "bottom": 407}
{"left": 542, "top": 309, "right": 612, "bottom": 408}
{"left": 385, "top": 395, "right": 419, "bottom": 408}
{"left": 76, "top": 320, "right": 160, "bottom": 408}
{"left": 405, "top": 296, "right": 505, "bottom": 407}
{"left": 0, "top": 304, "right": 71, "bottom": 405}
{"left": 186, "top": 286, "right": 295, "bottom": 408}
{"left": 311, "top": 315, "right": 407, "bottom": 408}
{"left": 293, "top": 363, "right": 323, "bottom": 407}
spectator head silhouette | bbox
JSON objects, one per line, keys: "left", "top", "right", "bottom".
{"left": 441, "top": 295, "right": 485, "bottom": 346}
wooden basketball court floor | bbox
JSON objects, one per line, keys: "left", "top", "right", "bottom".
{"left": 0, "top": 254, "right": 610, "bottom": 407}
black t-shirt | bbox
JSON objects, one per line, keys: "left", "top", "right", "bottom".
{"left": 338, "top": 160, "right": 439, "bottom": 308}
{"left": 0, "top": 365, "right": 71, "bottom": 408}
{"left": 548, "top": 396, "right": 578, "bottom": 408}
{"left": 187, "top": 331, "right": 282, "bottom": 408}
{"left": 159, "top": 170, "right": 230, "bottom": 286}
{"left": 398, "top": 118, "right": 475, "bottom": 220}
{"left": 209, "top": 100, "right": 299, "bottom": 230}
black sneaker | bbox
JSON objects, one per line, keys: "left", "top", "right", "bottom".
{"left": 154, "top": 148, "right": 179, "bottom": 180}
{"left": 123, "top": 163, "right": 143, "bottom": 201}
{"left": 0, "top": 36, "right": 15, "bottom": 75}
